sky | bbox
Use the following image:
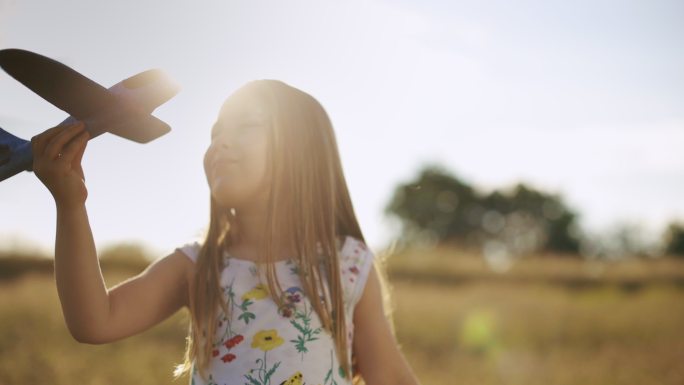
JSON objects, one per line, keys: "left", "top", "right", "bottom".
{"left": 0, "top": 0, "right": 682, "bottom": 257}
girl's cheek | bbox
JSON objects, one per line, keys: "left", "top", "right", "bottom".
{"left": 203, "top": 149, "right": 218, "bottom": 179}
{"left": 202, "top": 152, "right": 211, "bottom": 173}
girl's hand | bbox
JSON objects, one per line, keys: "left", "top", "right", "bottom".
{"left": 31, "top": 121, "right": 90, "bottom": 210}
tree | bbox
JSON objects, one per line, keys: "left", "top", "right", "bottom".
{"left": 663, "top": 222, "right": 684, "bottom": 257}
{"left": 502, "top": 183, "right": 581, "bottom": 254}
{"left": 385, "top": 164, "right": 583, "bottom": 255}
{"left": 384, "top": 164, "right": 479, "bottom": 243}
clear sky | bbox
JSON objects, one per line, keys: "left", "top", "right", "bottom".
{"left": 1, "top": 0, "right": 682, "bottom": 256}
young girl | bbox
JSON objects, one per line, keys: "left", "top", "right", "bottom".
{"left": 31, "top": 79, "right": 420, "bottom": 385}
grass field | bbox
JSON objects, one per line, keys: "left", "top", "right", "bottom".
{"left": 1, "top": 247, "right": 683, "bottom": 385}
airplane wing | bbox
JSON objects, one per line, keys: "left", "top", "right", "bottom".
{"left": 0, "top": 49, "right": 180, "bottom": 182}
{"left": 0, "top": 48, "right": 179, "bottom": 143}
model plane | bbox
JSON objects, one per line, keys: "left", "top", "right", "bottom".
{"left": 0, "top": 48, "right": 180, "bottom": 182}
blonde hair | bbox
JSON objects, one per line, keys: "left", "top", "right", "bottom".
{"left": 173, "top": 80, "right": 365, "bottom": 382}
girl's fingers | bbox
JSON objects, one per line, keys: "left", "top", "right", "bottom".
{"left": 43, "top": 122, "right": 87, "bottom": 160}
{"left": 73, "top": 131, "right": 88, "bottom": 166}
{"left": 31, "top": 121, "right": 84, "bottom": 157}
{"left": 56, "top": 130, "right": 90, "bottom": 163}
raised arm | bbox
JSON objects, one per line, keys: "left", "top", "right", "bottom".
{"left": 31, "top": 122, "right": 193, "bottom": 344}
{"left": 352, "top": 264, "right": 421, "bottom": 385}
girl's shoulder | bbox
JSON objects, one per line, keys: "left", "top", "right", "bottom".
{"left": 175, "top": 238, "right": 203, "bottom": 263}
{"left": 337, "top": 235, "right": 376, "bottom": 308}
{"left": 337, "top": 235, "right": 373, "bottom": 262}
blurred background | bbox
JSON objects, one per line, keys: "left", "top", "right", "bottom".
{"left": 1, "top": 1, "right": 683, "bottom": 384}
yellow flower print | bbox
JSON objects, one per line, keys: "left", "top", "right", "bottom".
{"left": 280, "top": 371, "right": 304, "bottom": 385}
{"left": 242, "top": 283, "right": 269, "bottom": 301}
{"left": 251, "top": 329, "right": 284, "bottom": 351}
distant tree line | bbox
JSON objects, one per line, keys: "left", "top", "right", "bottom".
{"left": 664, "top": 223, "right": 684, "bottom": 256}
{"left": 385, "top": 164, "right": 684, "bottom": 258}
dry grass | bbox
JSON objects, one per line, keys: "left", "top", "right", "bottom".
{"left": 379, "top": 248, "right": 684, "bottom": 385}
{"left": 1, "top": 250, "right": 683, "bottom": 384}
{"left": 0, "top": 271, "right": 190, "bottom": 385}
{"left": 383, "top": 245, "right": 684, "bottom": 286}
{"left": 390, "top": 280, "right": 684, "bottom": 385}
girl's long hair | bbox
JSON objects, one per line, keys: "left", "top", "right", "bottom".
{"left": 173, "top": 80, "right": 365, "bottom": 382}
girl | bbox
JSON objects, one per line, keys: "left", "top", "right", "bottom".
{"left": 31, "top": 79, "right": 420, "bottom": 385}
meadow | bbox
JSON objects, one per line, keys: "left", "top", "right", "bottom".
{"left": 0, "top": 246, "right": 683, "bottom": 385}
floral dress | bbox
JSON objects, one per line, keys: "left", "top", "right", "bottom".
{"left": 175, "top": 235, "right": 375, "bottom": 385}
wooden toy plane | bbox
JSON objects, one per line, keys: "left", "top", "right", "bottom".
{"left": 0, "top": 48, "right": 180, "bottom": 182}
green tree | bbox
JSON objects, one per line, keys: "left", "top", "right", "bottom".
{"left": 385, "top": 164, "right": 583, "bottom": 254}
{"left": 663, "top": 222, "right": 684, "bottom": 257}
{"left": 384, "top": 164, "right": 479, "bottom": 246}
{"left": 501, "top": 183, "right": 581, "bottom": 254}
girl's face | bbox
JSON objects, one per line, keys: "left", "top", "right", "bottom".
{"left": 203, "top": 93, "right": 272, "bottom": 210}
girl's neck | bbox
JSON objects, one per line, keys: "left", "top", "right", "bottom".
{"left": 228, "top": 209, "right": 295, "bottom": 262}
{"left": 231, "top": 206, "right": 267, "bottom": 245}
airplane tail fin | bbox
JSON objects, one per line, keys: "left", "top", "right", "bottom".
{"left": 113, "top": 69, "right": 179, "bottom": 113}
{"left": 104, "top": 69, "right": 180, "bottom": 143}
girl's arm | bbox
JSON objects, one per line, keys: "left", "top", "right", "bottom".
{"left": 32, "top": 122, "right": 193, "bottom": 344}
{"left": 352, "top": 264, "right": 421, "bottom": 385}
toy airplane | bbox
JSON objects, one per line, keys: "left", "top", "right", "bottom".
{"left": 0, "top": 48, "right": 180, "bottom": 182}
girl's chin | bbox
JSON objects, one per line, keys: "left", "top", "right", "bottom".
{"left": 208, "top": 179, "right": 269, "bottom": 210}
{"left": 209, "top": 185, "right": 239, "bottom": 206}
